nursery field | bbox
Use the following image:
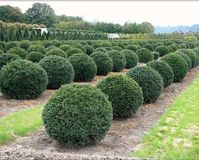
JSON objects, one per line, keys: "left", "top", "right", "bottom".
{"left": 0, "top": 38, "right": 199, "bottom": 159}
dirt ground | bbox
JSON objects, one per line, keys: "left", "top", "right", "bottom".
{"left": 0, "top": 67, "right": 199, "bottom": 159}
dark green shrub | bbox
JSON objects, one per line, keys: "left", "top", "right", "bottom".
{"left": 90, "top": 51, "right": 113, "bottom": 75}
{"left": 42, "top": 84, "right": 112, "bottom": 146}
{"left": 153, "top": 51, "right": 160, "bottom": 60}
{"left": 136, "top": 48, "right": 154, "bottom": 63}
{"left": 175, "top": 51, "right": 192, "bottom": 70}
{"left": 144, "top": 44, "right": 154, "bottom": 51}
{"left": 0, "top": 50, "right": 3, "bottom": 55}
{"left": 92, "top": 43, "right": 102, "bottom": 49}
{"left": 0, "top": 53, "right": 21, "bottom": 70}
{"left": 68, "top": 53, "right": 97, "bottom": 82}
{"left": 43, "top": 41, "right": 53, "bottom": 48}
{"left": 147, "top": 60, "right": 174, "bottom": 87}
{"left": 0, "top": 60, "right": 47, "bottom": 99}
{"left": 178, "top": 49, "right": 198, "bottom": 68}
{"left": 161, "top": 53, "right": 188, "bottom": 82}
{"left": 59, "top": 45, "right": 71, "bottom": 52}
{"left": 97, "top": 75, "right": 143, "bottom": 118}
{"left": 27, "top": 45, "right": 46, "bottom": 54}
{"left": 84, "top": 45, "right": 94, "bottom": 55}
{"left": 107, "top": 50, "right": 126, "bottom": 72}
{"left": 45, "top": 46, "right": 58, "bottom": 52}
{"left": 121, "top": 49, "right": 138, "bottom": 69}
{"left": 38, "top": 55, "right": 74, "bottom": 89}
{"left": 5, "top": 42, "right": 19, "bottom": 51}
{"left": 66, "top": 48, "right": 83, "bottom": 57}
{"left": 26, "top": 51, "right": 45, "bottom": 63}
{"left": 169, "top": 44, "right": 178, "bottom": 51}
{"left": 79, "top": 40, "right": 88, "bottom": 46}
{"left": 46, "top": 48, "right": 68, "bottom": 58}
{"left": 155, "top": 45, "right": 170, "bottom": 57}
{"left": 19, "top": 40, "right": 31, "bottom": 50}
{"left": 73, "top": 43, "right": 86, "bottom": 53}
{"left": 112, "top": 46, "right": 122, "bottom": 51}
{"left": 52, "top": 40, "right": 62, "bottom": 47}
{"left": 100, "top": 41, "right": 112, "bottom": 47}
{"left": 126, "top": 45, "right": 140, "bottom": 52}
{"left": 127, "top": 66, "right": 163, "bottom": 103}
{"left": 95, "top": 47, "right": 107, "bottom": 53}
{"left": 8, "top": 47, "right": 27, "bottom": 59}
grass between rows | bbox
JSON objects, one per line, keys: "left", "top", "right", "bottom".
{"left": 132, "top": 76, "right": 199, "bottom": 160}
{"left": 0, "top": 105, "right": 43, "bottom": 145}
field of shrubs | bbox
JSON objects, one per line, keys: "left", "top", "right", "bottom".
{"left": 0, "top": 38, "right": 199, "bottom": 159}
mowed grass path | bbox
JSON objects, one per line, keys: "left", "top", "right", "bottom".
{"left": 132, "top": 76, "right": 199, "bottom": 160}
{"left": 0, "top": 106, "right": 43, "bottom": 144}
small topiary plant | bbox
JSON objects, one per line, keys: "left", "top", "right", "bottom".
{"left": 100, "top": 41, "right": 112, "bottom": 47}
{"left": 107, "top": 50, "right": 126, "bottom": 72}
{"left": 27, "top": 45, "right": 46, "bottom": 54}
{"left": 5, "top": 41, "right": 18, "bottom": 51}
{"left": 153, "top": 51, "right": 160, "bottom": 60}
{"left": 46, "top": 48, "right": 68, "bottom": 58}
{"left": 127, "top": 66, "right": 163, "bottom": 103}
{"left": 84, "top": 45, "right": 94, "bottom": 55}
{"left": 90, "top": 51, "right": 113, "bottom": 75}
{"left": 97, "top": 75, "right": 143, "bottom": 118}
{"left": 121, "top": 49, "right": 138, "bottom": 69}
{"left": 8, "top": 47, "right": 27, "bottom": 59}
{"left": 136, "top": 48, "right": 154, "bottom": 63}
{"left": 38, "top": 55, "right": 74, "bottom": 89}
{"left": 72, "top": 43, "right": 86, "bottom": 53}
{"left": 147, "top": 60, "right": 174, "bottom": 87}
{"left": 174, "top": 51, "right": 192, "bottom": 70}
{"left": 112, "top": 46, "right": 122, "bottom": 51}
{"left": 144, "top": 44, "right": 154, "bottom": 51}
{"left": 0, "top": 53, "right": 21, "bottom": 70}
{"left": 59, "top": 45, "right": 71, "bottom": 52}
{"left": 126, "top": 45, "right": 139, "bottom": 52}
{"left": 42, "top": 84, "right": 112, "bottom": 146}
{"left": 155, "top": 45, "right": 171, "bottom": 57}
{"left": 19, "top": 40, "right": 31, "bottom": 50}
{"left": 0, "top": 60, "right": 48, "bottom": 99}
{"left": 66, "top": 48, "right": 83, "bottom": 57}
{"left": 161, "top": 53, "right": 188, "bottom": 82}
{"left": 26, "top": 51, "right": 45, "bottom": 63}
{"left": 95, "top": 47, "right": 107, "bottom": 53}
{"left": 68, "top": 53, "right": 97, "bottom": 82}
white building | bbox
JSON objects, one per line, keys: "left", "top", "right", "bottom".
{"left": 108, "top": 33, "right": 120, "bottom": 39}
{"left": 32, "top": 28, "right": 48, "bottom": 35}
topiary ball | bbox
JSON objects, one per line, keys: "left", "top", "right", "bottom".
{"left": 126, "top": 45, "right": 139, "bottom": 52}
{"left": 26, "top": 51, "right": 45, "bottom": 63}
{"left": 174, "top": 51, "right": 192, "bottom": 70}
{"left": 84, "top": 45, "right": 94, "bottom": 55}
{"left": 95, "top": 47, "right": 107, "bottom": 53}
{"left": 59, "top": 45, "right": 71, "bottom": 52}
{"left": 0, "top": 53, "right": 21, "bottom": 70}
{"left": 42, "top": 84, "right": 112, "bottom": 146}
{"left": 46, "top": 48, "right": 68, "bottom": 58}
{"left": 66, "top": 48, "right": 83, "bottom": 57}
{"left": 8, "top": 47, "right": 27, "bottom": 59}
{"left": 5, "top": 42, "right": 18, "bottom": 51}
{"left": 38, "top": 55, "right": 74, "bottom": 89}
{"left": 68, "top": 53, "right": 97, "bottom": 82}
{"left": 161, "top": 53, "right": 188, "bottom": 82}
{"left": 97, "top": 75, "right": 143, "bottom": 118}
{"left": 107, "top": 50, "right": 126, "bottom": 72}
{"left": 155, "top": 45, "right": 170, "bottom": 57}
{"left": 136, "top": 48, "right": 154, "bottom": 63}
{"left": 121, "top": 49, "right": 138, "bottom": 69}
{"left": 144, "top": 44, "right": 154, "bottom": 51}
{"left": 147, "top": 60, "right": 174, "bottom": 87}
{"left": 90, "top": 51, "right": 113, "bottom": 76}
{"left": 0, "top": 60, "right": 48, "bottom": 99}
{"left": 19, "top": 40, "right": 31, "bottom": 50}
{"left": 127, "top": 66, "right": 163, "bottom": 103}
{"left": 27, "top": 45, "right": 46, "bottom": 54}
{"left": 72, "top": 43, "right": 86, "bottom": 53}
{"left": 153, "top": 51, "right": 160, "bottom": 60}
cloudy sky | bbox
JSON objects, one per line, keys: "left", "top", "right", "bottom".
{"left": 1, "top": 1, "right": 199, "bottom": 26}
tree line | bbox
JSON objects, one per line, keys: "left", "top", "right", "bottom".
{"left": 0, "top": 3, "right": 154, "bottom": 34}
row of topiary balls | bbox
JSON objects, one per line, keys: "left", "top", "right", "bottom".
{"left": 42, "top": 47, "right": 199, "bottom": 146}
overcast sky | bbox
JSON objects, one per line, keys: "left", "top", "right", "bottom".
{"left": 1, "top": 1, "right": 199, "bottom": 26}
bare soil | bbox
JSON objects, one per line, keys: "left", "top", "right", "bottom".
{"left": 0, "top": 67, "right": 199, "bottom": 159}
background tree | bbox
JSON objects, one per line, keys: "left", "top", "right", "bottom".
{"left": 0, "top": 5, "right": 24, "bottom": 23}
{"left": 25, "top": 3, "right": 55, "bottom": 27}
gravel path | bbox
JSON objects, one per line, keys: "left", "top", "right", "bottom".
{"left": 1, "top": 67, "right": 199, "bottom": 159}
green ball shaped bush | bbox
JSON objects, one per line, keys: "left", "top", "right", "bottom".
{"left": 179, "top": 49, "right": 198, "bottom": 68}
{"left": 95, "top": 47, "right": 107, "bottom": 53}
{"left": 5, "top": 42, "right": 18, "bottom": 51}
{"left": 155, "top": 45, "right": 170, "bottom": 57}
{"left": 46, "top": 48, "right": 68, "bottom": 58}
{"left": 100, "top": 41, "right": 112, "bottom": 47}
{"left": 136, "top": 48, "right": 154, "bottom": 63}
{"left": 66, "top": 48, "right": 83, "bottom": 57}
{"left": 144, "top": 44, "right": 154, "bottom": 51}
{"left": 90, "top": 51, "right": 113, "bottom": 75}
{"left": 19, "top": 40, "right": 31, "bottom": 50}
{"left": 8, "top": 47, "right": 27, "bottom": 59}
{"left": 147, "top": 60, "right": 174, "bottom": 87}
{"left": 153, "top": 51, "right": 160, "bottom": 60}
{"left": 161, "top": 53, "right": 188, "bottom": 82}
{"left": 97, "top": 75, "right": 143, "bottom": 118}
{"left": 0, "top": 60, "right": 48, "bottom": 99}
{"left": 127, "top": 66, "right": 163, "bottom": 103}
{"left": 107, "top": 50, "right": 126, "bottom": 72}
{"left": 59, "top": 45, "right": 71, "bottom": 52}
{"left": 84, "top": 45, "right": 94, "bottom": 55}
{"left": 26, "top": 51, "right": 45, "bottom": 63}
{"left": 0, "top": 53, "right": 21, "bottom": 70}
{"left": 112, "top": 46, "right": 122, "bottom": 51}
{"left": 68, "top": 53, "right": 97, "bottom": 82}
{"left": 38, "top": 55, "right": 74, "bottom": 89}
{"left": 121, "top": 49, "right": 138, "bottom": 69}
{"left": 42, "top": 84, "right": 112, "bottom": 146}
{"left": 175, "top": 51, "right": 192, "bottom": 70}
{"left": 126, "top": 45, "right": 139, "bottom": 52}
{"left": 72, "top": 43, "right": 86, "bottom": 53}
{"left": 28, "top": 45, "right": 46, "bottom": 54}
